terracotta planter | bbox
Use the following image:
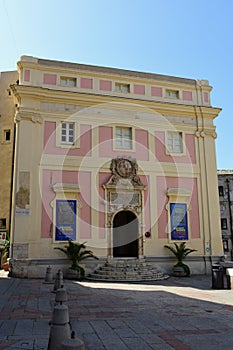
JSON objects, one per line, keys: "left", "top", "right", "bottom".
{"left": 3, "top": 262, "right": 9, "bottom": 271}
{"left": 65, "top": 268, "right": 82, "bottom": 280}
{"left": 173, "top": 266, "right": 187, "bottom": 277}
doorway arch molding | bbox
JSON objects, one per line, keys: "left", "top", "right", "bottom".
{"left": 103, "top": 156, "right": 146, "bottom": 258}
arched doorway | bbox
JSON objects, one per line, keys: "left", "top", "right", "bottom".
{"left": 113, "top": 210, "right": 138, "bottom": 258}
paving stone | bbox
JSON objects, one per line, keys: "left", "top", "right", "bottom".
{"left": 71, "top": 319, "right": 96, "bottom": 334}
{"left": 121, "top": 336, "right": 154, "bottom": 350}
{"left": 0, "top": 320, "right": 17, "bottom": 336}
{"left": 14, "top": 320, "right": 34, "bottom": 335}
{"left": 33, "top": 337, "right": 49, "bottom": 350}
{"left": 90, "top": 320, "right": 129, "bottom": 349}
{"left": 140, "top": 333, "right": 172, "bottom": 345}
{"left": 124, "top": 319, "right": 153, "bottom": 334}
{"left": 114, "top": 327, "right": 137, "bottom": 338}
{"left": 149, "top": 343, "right": 176, "bottom": 350}
{"left": 6, "top": 338, "right": 34, "bottom": 349}
{"left": 107, "top": 319, "right": 127, "bottom": 329}
{"left": 32, "top": 319, "right": 50, "bottom": 335}
{"left": 82, "top": 333, "right": 105, "bottom": 350}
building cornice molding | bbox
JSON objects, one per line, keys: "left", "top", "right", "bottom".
{"left": 10, "top": 84, "right": 221, "bottom": 119}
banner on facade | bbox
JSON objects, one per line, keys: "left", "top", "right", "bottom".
{"left": 170, "top": 203, "right": 188, "bottom": 240}
{"left": 55, "top": 200, "right": 76, "bottom": 241}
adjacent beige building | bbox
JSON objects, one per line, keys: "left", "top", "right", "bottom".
{"left": 0, "top": 71, "right": 17, "bottom": 245}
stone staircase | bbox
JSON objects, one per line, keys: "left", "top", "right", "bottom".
{"left": 87, "top": 259, "right": 169, "bottom": 282}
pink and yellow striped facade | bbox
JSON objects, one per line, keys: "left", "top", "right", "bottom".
{"left": 9, "top": 55, "right": 222, "bottom": 277}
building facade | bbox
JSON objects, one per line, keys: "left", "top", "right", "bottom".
{"left": 8, "top": 55, "right": 223, "bottom": 277}
{"left": 218, "top": 170, "right": 233, "bottom": 259}
{"left": 0, "top": 70, "right": 17, "bottom": 255}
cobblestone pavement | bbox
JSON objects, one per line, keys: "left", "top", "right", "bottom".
{"left": 1, "top": 270, "right": 233, "bottom": 349}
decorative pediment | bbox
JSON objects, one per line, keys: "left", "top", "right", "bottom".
{"left": 103, "top": 157, "right": 146, "bottom": 227}
{"left": 104, "top": 156, "right": 145, "bottom": 189}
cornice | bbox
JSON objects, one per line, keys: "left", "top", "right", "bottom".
{"left": 15, "top": 111, "right": 43, "bottom": 124}
{"left": 10, "top": 84, "right": 221, "bottom": 119}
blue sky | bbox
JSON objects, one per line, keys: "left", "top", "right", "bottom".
{"left": 0, "top": 0, "right": 232, "bottom": 169}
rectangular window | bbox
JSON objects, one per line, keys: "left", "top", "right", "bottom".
{"left": 167, "top": 132, "right": 183, "bottom": 153}
{"left": 115, "top": 127, "right": 132, "bottom": 149}
{"left": 61, "top": 122, "right": 74, "bottom": 144}
{"left": 170, "top": 203, "right": 188, "bottom": 240}
{"left": 221, "top": 218, "right": 228, "bottom": 230}
{"left": 223, "top": 240, "right": 229, "bottom": 252}
{"left": 55, "top": 200, "right": 76, "bottom": 241}
{"left": 166, "top": 89, "right": 179, "bottom": 99}
{"left": 0, "top": 218, "right": 6, "bottom": 229}
{"left": 218, "top": 186, "right": 224, "bottom": 197}
{"left": 60, "top": 77, "right": 76, "bottom": 87}
{"left": 115, "top": 83, "right": 130, "bottom": 93}
{"left": 4, "top": 129, "right": 11, "bottom": 142}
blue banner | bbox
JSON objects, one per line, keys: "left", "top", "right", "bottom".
{"left": 170, "top": 203, "right": 188, "bottom": 240}
{"left": 55, "top": 200, "right": 76, "bottom": 241}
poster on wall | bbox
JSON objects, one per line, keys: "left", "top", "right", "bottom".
{"left": 170, "top": 203, "right": 188, "bottom": 240}
{"left": 55, "top": 200, "right": 76, "bottom": 241}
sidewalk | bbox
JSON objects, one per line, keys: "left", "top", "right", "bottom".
{"left": 1, "top": 270, "right": 233, "bottom": 349}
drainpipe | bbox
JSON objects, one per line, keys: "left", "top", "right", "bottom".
{"left": 9, "top": 122, "right": 16, "bottom": 240}
{"left": 226, "top": 178, "right": 233, "bottom": 260}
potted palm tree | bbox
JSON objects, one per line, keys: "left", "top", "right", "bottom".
{"left": 164, "top": 242, "right": 197, "bottom": 277}
{"left": 54, "top": 241, "right": 98, "bottom": 280}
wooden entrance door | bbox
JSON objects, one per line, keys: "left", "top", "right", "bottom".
{"left": 113, "top": 211, "right": 138, "bottom": 258}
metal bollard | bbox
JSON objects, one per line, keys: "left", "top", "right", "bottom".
{"left": 61, "top": 331, "right": 85, "bottom": 350}
{"left": 44, "top": 266, "right": 53, "bottom": 284}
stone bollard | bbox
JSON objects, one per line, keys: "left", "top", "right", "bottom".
{"left": 53, "top": 269, "right": 64, "bottom": 292}
{"left": 58, "top": 269, "right": 64, "bottom": 284}
{"left": 47, "top": 304, "right": 71, "bottom": 350}
{"left": 55, "top": 287, "right": 68, "bottom": 305}
{"left": 226, "top": 268, "right": 233, "bottom": 289}
{"left": 53, "top": 271, "right": 59, "bottom": 292}
{"left": 61, "top": 331, "right": 85, "bottom": 350}
{"left": 44, "top": 266, "right": 53, "bottom": 284}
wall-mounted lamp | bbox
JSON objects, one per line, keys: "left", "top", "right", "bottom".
{"left": 145, "top": 231, "right": 151, "bottom": 238}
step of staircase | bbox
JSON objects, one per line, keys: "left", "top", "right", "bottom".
{"left": 87, "top": 259, "right": 169, "bottom": 282}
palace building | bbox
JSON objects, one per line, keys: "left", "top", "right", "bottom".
{"left": 5, "top": 55, "right": 223, "bottom": 277}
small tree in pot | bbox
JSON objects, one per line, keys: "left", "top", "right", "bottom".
{"left": 2, "top": 235, "right": 10, "bottom": 271}
{"left": 55, "top": 241, "right": 98, "bottom": 280}
{"left": 164, "top": 242, "right": 197, "bottom": 277}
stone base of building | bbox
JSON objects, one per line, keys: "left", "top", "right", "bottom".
{"left": 8, "top": 255, "right": 224, "bottom": 279}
